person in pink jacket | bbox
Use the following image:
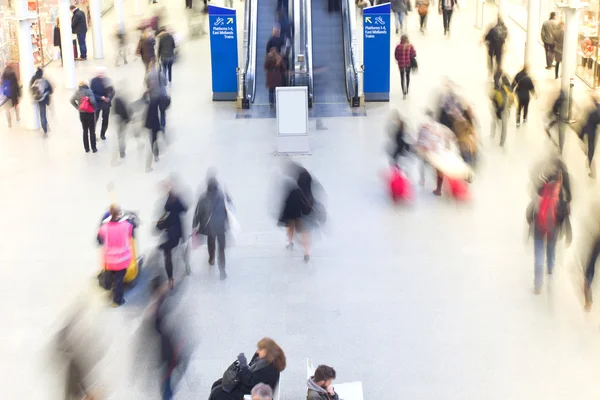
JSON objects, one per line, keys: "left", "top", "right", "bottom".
{"left": 98, "top": 205, "right": 134, "bottom": 307}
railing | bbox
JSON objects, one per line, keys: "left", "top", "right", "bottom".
{"left": 341, "top": 0, "right": 361, "bottom": 106}
{"left": 304, "top": 0, "right": 314, "bottom": 106}
{"left": 239, "top": 0, "right": 258, "bottom": 108}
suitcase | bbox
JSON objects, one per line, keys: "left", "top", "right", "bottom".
{"left": 446, "top": 177, "right": 470, "bottom": 201}
{"left": 389, "top": 166, "right": 414, "bottom": 202}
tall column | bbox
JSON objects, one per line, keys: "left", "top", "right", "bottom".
{"left": 90, "top": 0, "right": 103, "bottom": 59}
{"left": 561, "top": 8, "right": 580, "bottom": 93}
{"left": 15, "top": 0, "right": 39, "bottom": 130}
{"left": 475, "top": 0, "right": 485, "bottom": 29}
{"left": 59, "top": 0, "right": 76, "bottom": 88}
{"left": 524, "top": 0, "right": 540, "bottom": 67}
{"left": 134, "top": 0, "right": 143, "bottom": 17}
{"left": 115, "top": 0, "right": 125, "bottom": 32}
{"left": 497, "top": 0, "right": 506, "bottom": 20}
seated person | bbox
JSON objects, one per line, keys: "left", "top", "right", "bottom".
{"left": 251, "top": 383, "right": 273, "bottom": 400}
{"left": 307, "top": 365, "right": 339, "bottom": 400}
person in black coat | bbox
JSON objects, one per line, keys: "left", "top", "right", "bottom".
{"left": 90, "top": 68, "right": 115, "bottom": 140}
{"left": 54, "top": 17, "right": 62, "bottom": 65}
{"left": 70, "top": 5, "right": 88, "bottom": 60}
{"left": 209, "top": 338, "right": 286, "bottom": 400}
{"left": 113, "top": 96, "right": 130, "bottom": 158}
{"left": 265, "top": 27, "right": 284, "bottom": 55}
{"left": 157, "top": 27, "right": 176, "bottom": 84}
{"left": 579, "top": 95, "right": 600, "bottom": 176}
{"left": 512, "top": 65, "right": 536, "bottom": 127}
{"left": 156, "top": 187, "right": 188, "bottom": 288}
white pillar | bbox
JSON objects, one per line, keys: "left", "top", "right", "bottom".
{"left": 497, "top": 0, "right": 506, "bottom": 19}
{"left": 134, "top": 0, "right": 143, "bottom": 17}
{"left": 90, "top": 0, "right": 103, "bottom": 59}
{"left": 475, "top": 0, "right": 485, "bottom": 29}
{"left": 115, "top": 0, "right": 125, "bottom": 32}
{"left": 59, "top": 0, "right": 76, "bottom": 88}
{"left": 524, "top": 0, "right": 540, "bottom": 67}
{"left": 561, "top": 8, "right": 580, "bottom": 93}
{"left": 15, "top": 0, "right": 39, "bottom": 130}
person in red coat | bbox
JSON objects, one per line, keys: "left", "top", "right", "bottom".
{"left": 394, "top": 35, "right": 416, "bottom": 98}
{"left": 264, "top": 47, "right": 285, "bottom": 108}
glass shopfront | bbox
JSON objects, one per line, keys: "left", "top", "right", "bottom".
{"left": 508, "top": 0, "right": 600, "bottom": 88}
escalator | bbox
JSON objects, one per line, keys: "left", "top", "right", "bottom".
{"left": 308, "top": 0, "right": 361, "bottom": 114}
{"left": 239, "top": 0, "right": 295, "bottom": 112}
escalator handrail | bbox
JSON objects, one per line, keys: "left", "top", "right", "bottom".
{"left": 341, "top": 0, "right": 360, "bottom": 104}
{"left": 242, "top": 0, "right": 258, "bottom": 103}
{"left": 305, "top": 0, "right": 314, "bottom": 105}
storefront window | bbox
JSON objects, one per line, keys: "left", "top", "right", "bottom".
{"left": 576, "top": 6, "right": 599, "bottom": 87}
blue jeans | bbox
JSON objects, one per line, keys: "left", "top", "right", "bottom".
{"left": 77, "top": 33, "right": 87, "bottom": 59}
{"left": 161, "top": 57, "right": 174, "bottom": 83}
{"left": 534, "top": 227, "right": 558, "bottom": 289}
{"left": 394, "top": 11, "right": 405, "bottom": 31}
{"left": 38, "top": 99, "right": 48, "bottom": 134}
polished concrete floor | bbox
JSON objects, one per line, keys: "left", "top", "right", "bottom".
{"left": 1, "top": 1, "right": 600, "bottom": 399}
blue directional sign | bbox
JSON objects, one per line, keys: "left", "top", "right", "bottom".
{"left": 208, "top": 5, "right": 238, "bottom": 101}
{"left": 363, "top": 3, "right": 390, "bottom": 101}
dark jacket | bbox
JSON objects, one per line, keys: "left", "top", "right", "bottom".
{"left": 484, "top": 22, "right": 507, "bottom": 50}
{"left": 209, "top": 353, "right": 280, "bottom": 400}
{"left": 140, "top": 36, "right": 156, "bottom": 63}
{"left": 29, "top": 69, "right": 53, "bottom": 103}
{"left": 279, "top": 169, "right": 314, "bottom": 223}
{"left": 114, "top": 96, "right": 131, "bottom": 123}
{"left": 71, "top": 8, "right": 87, "bottom": 35}
{"left": 264, "top": 51, "right": 285, "bottom": 89}
{"left": 193, "top": 179, "right": 230, "bottom": 236}
{"left": 157, "top": 31, "right": 176, "bottom": 60}
{"left": 157, "top": 193, "right": 188, "bottom": 245}
{"left": 266, "top": 35, "right": 285, "bottom": 55}
{"left": 512, "top": 70, "right": 535, "bottom": 99}
{"left": 53, "top": 26, "right": 61, "bottom": 47}
{"left": 554, "top": 28, "right": 564, "bottom": 62}
{"left": 439, "top": 0, "right": 457, "bottom": 11}
{"left": 582, "top": 100, "right": 600, "bottom": 137}
{"left": 90, "top": 77, "right": 115, "bottom": 108}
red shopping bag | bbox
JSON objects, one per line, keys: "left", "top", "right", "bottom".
{"left": 446, "top": 178, "right": 470, "bottom": 201}
{"left": 389, "top": 166, "right": 414, "bottom": 202}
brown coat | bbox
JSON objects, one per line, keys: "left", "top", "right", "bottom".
{"left": 264, "top": 51, "right": 285, "bottom": 89}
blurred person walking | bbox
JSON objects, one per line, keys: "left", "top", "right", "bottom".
{"left": 54, "top": 17, "right": 62, "bottom": 65}
{"left": 439, "top": 0, "right": 457, "bottom": 36}
{"left": 266, "top": 27, "right": 284, "bottom": 55}
{"left": 71, "top": 81, "right": 98, "bottom": 153}
{"left": 584, "top": 234, "right": 600, "bottom": 310}
{"left": 113, "top": 95, "right": 131, "bottom": 158}
{"left": 90, "top": 67, "right": 115, "bottom": 141}
{"left": 279, "top": 167, "right": 319, "bottom": 262}
{"left": 208, "top": 338, "right": 286, "bottom": 400}
{"left": 527, "top": 155, "right": 572, "bottom": 294}
{"left": 265, "top": 47, "right": 285, "bottom": 108}
{"left": 416, "top": 0, "right": 429, "bottom": 33}
{"left": 391, "top": 0, "right": 409, "bottom": 34}
{"left": 388, "top": 110, "right": 412, "bottom": 165}
{"left": 29, "top": 67, "right": 53, "bottom": 137}
{"left": 416, "top": 109, "right": 454, "bottom": 194}
{"left": 138, "top": 28, "right": 157, "bottom": 72}
{"left": 541, "top": 12, "right": 558, "bottom": 69}
{"left": 512, "top": 65, "right": 536, "bottom": 127}
{"left": 70, "top": 4, "right": 88, "bottom": 60}
{"left": 484, "top": 18, "right": 508, "bottom": 75}
{"left": 307, "top": 365, "right": 340, "bottom": 400}
{"left": 97, "top": 205, "right": 134, "bottom": 307}
{"left": 158, "top": 27, "right": 177, "bottom": 85}
{"left": 394, "top": 34, "right": 416, "bottom": 98}
{"left": 553, "top": 21, "right": 564, "bottom": 79}
{"left": 156, "top": 184, "right": 188, "bottom": 289}
{"left": 579, "top": 93, "right": 600, "bottom": 177}
{"left": 1, "top": 64, "right": 21, "bottom": 128}
{"left": 115, "top": 27, "right": 128, "bottom": 66}
{"left": 489, "top": 69, "right": 513, "bottom": 147}
{"left": 145, "top": 60, "right": 169, "bottom": 164}
{"left": 192, "top": 176, "right": 233, "bottom": 280}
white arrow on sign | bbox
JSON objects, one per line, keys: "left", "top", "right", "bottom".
{"left": 227, "top": 17, "right": 234, "bottom": 24}
{"left": 365, "top": 16, "right": 371, "bottom": 23}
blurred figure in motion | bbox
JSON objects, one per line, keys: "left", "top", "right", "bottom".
{"left": 113, "top": 93, "right": 131, "bottom": 158}
{"left": 307, "top": 365, "right": 340, "bottom": 400}
{"left": 91, "top": 67, "right": 115, "bottom": 141}
{"left": 541, "top": 12, "right": 558, "bottom": 69}
{"left": 279, "top": 165, "right": 323, "bottom": 262}
{"left": 388, "top": 110, "right": 412, "bottom": 166}
{"left": 416, "top": 0, "right": 430, "bottom": 33}
{"left": 145, "top": 59, "right": 169, "bottom": 165}
{"left": 137, "top": 28, "right": 157, "bottom": 72}
{"left": 584, "top": 235, "right": 600, "bottom": 310}
{"left": 527, "top": 154, "right": 572, "bottom": 294}
{"left": 512, "top": 65, "right": 536, "bottom": 127}
{"left": 452, "top": 113, "right": 477, "bottom": 167}
{"left": 208, "top": 338, "right": 286, "bottom": 400}
{"left": 394, "top": 34, "right": 416, "bottom": 98}
{"left": 251, "top": 383, "right": 273, "bottom": 400}
{"left": 553, "top": 21, "right": 564, "bottom": 79}
{"left": 391, "top": 0, "right": 409, "bottom": 34}
{"left": 578, "top": 92, "right": 600, "bottom": 177}
{"left": 264, "top": 47, "right": 286, "bottom": 109}
{"left": 266, "top": 27, "right": 284, "bottom": 55}
{"left": 490, "top": 69, "right": 513, "bottom": 148}
{"left": 71, "top": 81, "right": 98, "bottom": 153}
{"left": 1, "top": 63, "right": 21, "bottom": 128}
{"left": 156, "top": 182, "right": 188, "bottom": 289}
{"left": 29, "top": 67, "right": 53, "bottom": 137}
{"left": 439, "top": 0, "right": 457, "bottom": 36}
{"left": 416, "top": 109, "right": 454, "bottom": 195}
{"left": 193, "top": 176, "right": 233, "bottom": 280}
{"left": 483, "top": 18, "right": 508, "bottom": 75}
{"left": 115, "top": 26, "right": 128, "bottom": 66}
{"left": 544, "top": 88, "right": 565, "bottom": 140}
{"left": 54, "top": 17, "right": 62, "bottom": 65}
{"left": 97, "top": 205, "right": 134, "bottom": 307}
{"left": 158, "top": 27, "right": 177, "bottom": 85}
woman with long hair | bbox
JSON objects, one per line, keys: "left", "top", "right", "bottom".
{"left": 209, "top": 338, "right": 286, "bottom": 400}
{"left": 394, "top": 35, "right": 416, "bottom": 98}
